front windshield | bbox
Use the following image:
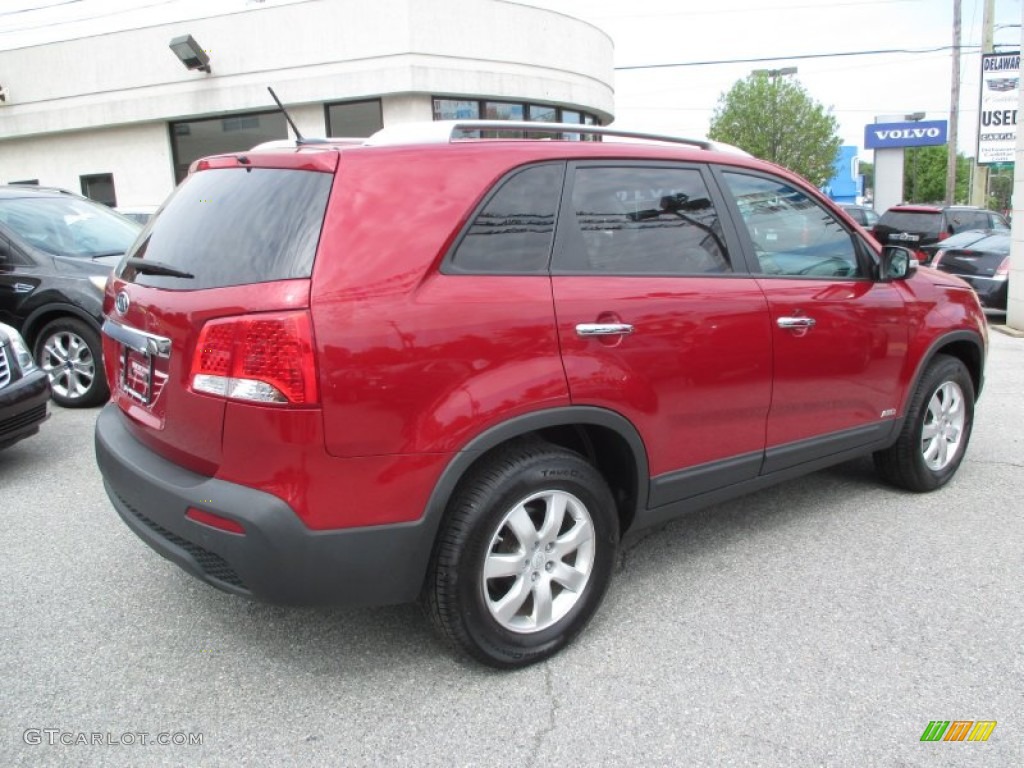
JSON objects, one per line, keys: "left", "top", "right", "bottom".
{"left": 0, "top": 195, "right": 140, "bottom": 258}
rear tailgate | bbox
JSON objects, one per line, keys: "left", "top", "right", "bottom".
{"left": 102, "top": 154, "right": 336, "bottom": 473}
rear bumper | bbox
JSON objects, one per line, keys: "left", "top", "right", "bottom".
{"left": 0, "top": 369, "right": 50, "bottom": 450}
{"left": 94, "top": 404, "right": 435, "bottom": 606}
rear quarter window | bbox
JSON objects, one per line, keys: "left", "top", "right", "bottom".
{"left": 118, "top": 168, "right": 332, "bottom": 289}
{"left": 947, "top": 211, "right": 990, "bottom": 233}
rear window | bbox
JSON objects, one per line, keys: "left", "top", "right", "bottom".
{"left": 876, "top": 211, "right": 941, "bottom": 237}
{"left": 968, "top": 234, "right": 1011, "bottom": 252}
{"left": 118, "top": 168, "right": 332, "bottom": 289}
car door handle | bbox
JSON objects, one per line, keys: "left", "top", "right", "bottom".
{"left": 575, "top": 323, "right": 635, "bottom": 337}
{"left": 777, "top": 316, "right": 816, "bottom": 329}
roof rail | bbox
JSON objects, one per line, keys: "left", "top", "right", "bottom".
{"left": 364, "top": 120, "right": 749, "bottom": 155}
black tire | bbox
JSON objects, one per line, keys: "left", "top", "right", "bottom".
{"left": 874, "top": 354, "right": 975, "bottom": 492}
{"left": 33, "top": 317, "right": 109, "bottom": 408}
{"left": 423, "top": 439, "right": 618, "bottom": 669}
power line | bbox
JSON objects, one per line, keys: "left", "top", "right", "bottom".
{"left": 581, "top": 0, "right": 924, "bottom": 20}
{"left": 615, "top": 44, "right": 983, "bottom": 71}
{"left": 0, "top": 0, "right": 188, "bottom": 35}
{"left": 0, "top": 1, "right": 82, "bottom": 19}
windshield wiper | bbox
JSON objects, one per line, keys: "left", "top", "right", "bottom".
{"left": 124, "top": 257, "right": 194, "bottom": 279}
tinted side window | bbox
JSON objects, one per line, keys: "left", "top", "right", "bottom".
{"left": 449, "top": 163, "right": 562, "bottom": 274}
{"left": 948, "top": 211, "right": 990, "bottom": 233}
{"left": 722, "top": 173, "right": 862, "bottom": 278}
{"left": 556, "top": 166, "right": 731, "bottom": 274}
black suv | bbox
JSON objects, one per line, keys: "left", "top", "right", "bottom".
{"left": 873, "top": 205, "right": 1009, "bottom": 263}
{"left": 0, "top": 186, "right": 141, "bottom": 406}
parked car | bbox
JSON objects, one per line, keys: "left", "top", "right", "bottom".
{"left": 0, "top": 322, "right": 50, "bottom": 451}
{"left": 932, "top": 231, "right": 1010, "bottom": 311}
{"left": 115, "top": 205, "right": 160, "bottom": 226}
{"left": 0, "top": 185, "right": 141, "bottom": 406}
{"left": 873, "top": 204, "right": 1009, "bottom": 262}
{"left": 94, "top": 120, "right": 987, "bottom": 668}
{"left": 918, "top": 229, "right": 1001, "bottom": 266}
{"left": 839, "top": 203, "right": 879, "bottom": 228}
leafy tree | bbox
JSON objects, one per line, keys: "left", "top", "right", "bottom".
{"left": 708, "top": 74, "right": 842, "bottom": 186}
{"left": 903, "top": 146, "right": 971, "bottom": 203}
{"left": 858, "top": 161, "right": 874, "bottom": 196}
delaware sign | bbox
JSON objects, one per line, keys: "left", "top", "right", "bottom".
{"left": 865, "top": 120, "right": 948, "bottom": 149}
{"left": 978, "top": 52, "right": 1020, "bottom": 165}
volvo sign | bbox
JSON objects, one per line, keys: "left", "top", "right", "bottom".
{"left": 864, "top": 120, "right": 948, "bottom": 149}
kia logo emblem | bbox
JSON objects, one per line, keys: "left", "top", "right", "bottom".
{"left": 115, "top": 291, "right": 130, "bottom": 315}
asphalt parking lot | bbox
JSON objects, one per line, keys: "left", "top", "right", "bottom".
{"left": 2, "top": 328, "right": 1021, "bottom": 768}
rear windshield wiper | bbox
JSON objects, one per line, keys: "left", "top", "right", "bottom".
{"left": 124, "top": 257, "right": 194, "bottom": 279}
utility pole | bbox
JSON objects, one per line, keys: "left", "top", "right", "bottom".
{"left": 971, "top": 0, "right": 996, "bottom": 207}
{"left": 946, "top": 0, "right": 962, "bottom": 204}
{"left": 752, "top": 67, "right": 797, "bottom": 164}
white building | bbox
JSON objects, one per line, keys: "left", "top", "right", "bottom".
{"left": 0, "top": 0, "right": 614, "bottom": 207}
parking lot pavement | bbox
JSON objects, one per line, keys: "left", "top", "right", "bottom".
{"left": 2, "top": 330, "right": 1021, "bottom": 767}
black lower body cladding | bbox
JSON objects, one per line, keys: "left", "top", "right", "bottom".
{"left": 93, "top": 404, "right": 437, "bottom": 606}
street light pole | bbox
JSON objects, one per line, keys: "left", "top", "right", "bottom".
{"left": 751, "top": 67, "right": 797, "bottom": 164}
{"left": 970, "top": 0, "right": 996, "bottom": 206}
{"left": 946, "top": 0, "right": 962, "bottom": 204}
{"left": 906, "top": 112, "right": 925, "bottom": 202}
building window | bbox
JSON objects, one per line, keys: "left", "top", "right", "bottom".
{"left": 169, "top": 110, "right": 287, "bottom": 183}
{"left": 326, "top": 99, "right": 383, "bottom": 138}
{"left": 433, "top": 99, "right": 481, "bottom": 121}
{"left": 432, "top": 97, "right": 600, "bottom": 141}
{"left": 80, "top": 173, "right": 117, "bottom": 207}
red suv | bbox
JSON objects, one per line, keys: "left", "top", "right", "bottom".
{"left": 94, "top": 121, "right": 987, "bottom": 668}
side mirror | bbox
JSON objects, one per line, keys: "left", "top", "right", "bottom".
{"left": 880, "top": 245, "right": 918, "bottom": 281}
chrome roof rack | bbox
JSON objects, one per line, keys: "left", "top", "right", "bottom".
{"left": 363, "top": 120, "right": 749, "bottom": 156}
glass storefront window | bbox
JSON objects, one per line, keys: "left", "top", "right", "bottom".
{"left": 433, "top": 99, "right": 480, "bottom": 121}
{"left": 170, "top": 111, "right": 287, "bottom": 183}
{"left": 326, "top": 100, "right": 383, "bottom": 138}
{"left": 432, "top": 98, "right": 599, "bottom": 141}
{"left": 529, "top": 105, "right": 557, "bottom": 122}
{"left": 483, "top": 101, "right": 525, "bottom": 137}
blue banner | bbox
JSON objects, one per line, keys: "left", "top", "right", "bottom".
{"left": 864, "top": 120, "right": 948, "bottom": 149}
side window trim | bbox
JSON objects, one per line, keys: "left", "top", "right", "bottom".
{"left": 550, "top": 159, "right": 749, "bottom": 277}
{"left": 0, "top": 230, "right": 37, "bottom": 267}
{"left": 709, "top": 165, "right": 872, "bottom": 281}
{"left": 441, "top": 161, "right": 567, "bottom": 276}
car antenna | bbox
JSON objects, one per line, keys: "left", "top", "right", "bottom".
{"left": 267, "top": 86, "right": 326, "bottom": 145}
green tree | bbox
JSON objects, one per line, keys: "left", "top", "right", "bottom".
{"left": 903, "top": 146, "right": 971, "bottom": 203}
{"left": 858, "top": 161, "right": 874, "bottom": 196}
{"left": 708, "top": 73, "right": 842, "bottom": 186}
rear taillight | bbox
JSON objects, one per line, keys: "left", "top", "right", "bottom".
{"left": 937, "top": 231, "right": 949, "bottom": 241}
{"left": 996, "top": 256, "right": 1010, "bottom": 277}
{"left": 190, "top": 310, "right": 319, "bottom": 405}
